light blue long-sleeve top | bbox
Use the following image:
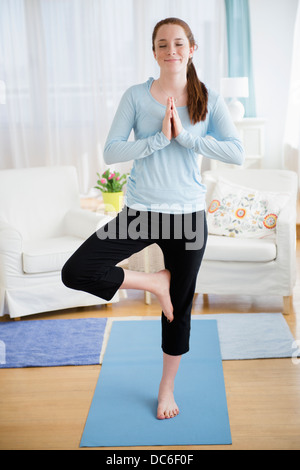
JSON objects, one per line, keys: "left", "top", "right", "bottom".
{"left": 104, "top": 77, "right": 245, "bottom": 214}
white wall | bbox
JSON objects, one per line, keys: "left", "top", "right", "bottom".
{"left": 249, "top": 0, "right": 298, "bottom": 168}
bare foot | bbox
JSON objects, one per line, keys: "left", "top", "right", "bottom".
{"left": 153, "top": 269, "right": 174, "bottom": 323}
{"left": 157, "top": 382, "right": 179, "bottom": 420}
{"left": 120, "top": 268, "right": 173, "bottom": 321}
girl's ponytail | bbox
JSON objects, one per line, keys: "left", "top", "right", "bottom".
{"left": 187, "top": 59, "right": 208, "bottom": 124}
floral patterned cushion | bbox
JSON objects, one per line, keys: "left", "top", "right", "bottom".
{"left": 207, "top": 177, "right": 290, "bottom": 239}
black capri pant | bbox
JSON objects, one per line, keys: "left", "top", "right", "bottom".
{"left": 61, "top": 206, "right": 208, "bottom": 356}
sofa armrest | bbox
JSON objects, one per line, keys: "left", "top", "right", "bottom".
{"left": 63, "top": 209, "right": 113, "bottom": 239}
{"left": 0, "top": 220, "right": 23, "bottom": 251}
{"left": 276, "top": 198, "right": 297, "bottom": 288}
{"left": 276, "top": 198, "right": 296, "bottom": 244}
{"left": 0, "top": 221, "right": 24, "bottom": 285}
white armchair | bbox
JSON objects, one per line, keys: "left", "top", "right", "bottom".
{"left": 195, "top": 169, "right": 298, "bottom": 314}
{"left": 0, "top": 166, "right": 118, "bottom": 319}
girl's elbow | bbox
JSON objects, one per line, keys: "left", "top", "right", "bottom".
{"left": 232, "top": 142, "right": 246, "bottom": 166}
{"left": 103, "top": 152, "right": 111, "bottom": 165}
{"left": 103, "top": 144, "right": 114, "bottom": 165}
{"left": 237, "top": 149, "right": 246, "bottom": 166}
{"left": 234, "top": 151, "right": 245, "bottom": 166}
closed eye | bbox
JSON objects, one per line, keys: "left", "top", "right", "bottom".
{"left": 159, "top": 44, "right": 183, "bottom": 48}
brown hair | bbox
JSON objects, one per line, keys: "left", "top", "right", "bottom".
{"left": 152, "top": 17, "right": 208, "bottom": 124}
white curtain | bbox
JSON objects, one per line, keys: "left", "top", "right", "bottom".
{"left": 283, "top": 0, "right": 300, "bottom": 189}
{"left": 0, "top": 0, "right": 226, "bottom": 194}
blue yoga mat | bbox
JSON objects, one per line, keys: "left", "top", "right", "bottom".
{"left": 80, "top": 320, "right": 232, "bottom": 447}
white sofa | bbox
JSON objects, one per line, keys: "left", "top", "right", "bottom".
{"left": 129, "top": 169, "right": 298, "bottom": 314}
{"left": 0, "top": 166, "right": 118, "bottom": 319}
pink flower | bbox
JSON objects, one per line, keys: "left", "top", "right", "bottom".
{"left": 100, "top": 178, "right": 107, "bottom": 184}
{"left": 116, "top": 176, "right": 120, "bottom": 181}
{"left": 108, "top": 173, "right": 115, "bottom": 180}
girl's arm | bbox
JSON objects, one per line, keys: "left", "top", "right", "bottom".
{"left": 174, "top": 95, "right": 245, "bottom": 166}
{"left": 104, "top": 88, "right": 170, "bottom": 164}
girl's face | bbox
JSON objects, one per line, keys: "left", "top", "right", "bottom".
{"left": 153, "top": 24, "right": 194, "bottom": 74}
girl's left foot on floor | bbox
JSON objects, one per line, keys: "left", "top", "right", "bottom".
{"left": 157, "top": 385, "right": 179, "bottom": 420}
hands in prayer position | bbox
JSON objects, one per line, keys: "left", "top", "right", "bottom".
{"left": 162, "top": 97, "right": 183, "bottom": 141}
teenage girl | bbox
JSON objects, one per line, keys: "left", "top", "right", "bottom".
{"left": 62, "top": 17, "right": 244, "bottom": 420}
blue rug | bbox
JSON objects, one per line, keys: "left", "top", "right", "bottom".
{"left": 80, "top": 320, "right": 232, "bottom": 447}
{"left": 0, "top": 318, "right": 107, "bottom": 368}
{"left": 193, "top": 313, "right": 299, "bottom": 360}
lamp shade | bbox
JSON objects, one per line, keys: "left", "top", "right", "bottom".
{"left": 221, "top": 77, "right": 249, "bottom": 98}
{"left": 0, "top": 81, "right": 6, "bottom": 104}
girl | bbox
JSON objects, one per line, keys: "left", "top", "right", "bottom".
{"left": 62, "top": 17, "right": 244, "bottom": 421}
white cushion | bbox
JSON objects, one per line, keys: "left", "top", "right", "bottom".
{"left": 22, "top": 236, "right": 84, "bottom": 274}
{"left": 207, "top": 177, "right": 290, "bottom": 239}
{"left": 204, "top": 235, "right": 277, "bottom": 262}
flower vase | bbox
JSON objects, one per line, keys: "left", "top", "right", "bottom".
{"left": 102, "top": 191, "right": 123, "bottom": 212}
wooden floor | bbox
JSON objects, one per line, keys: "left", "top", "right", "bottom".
{"left": 1, "top": 245, "right": 300, "bottom": 450}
